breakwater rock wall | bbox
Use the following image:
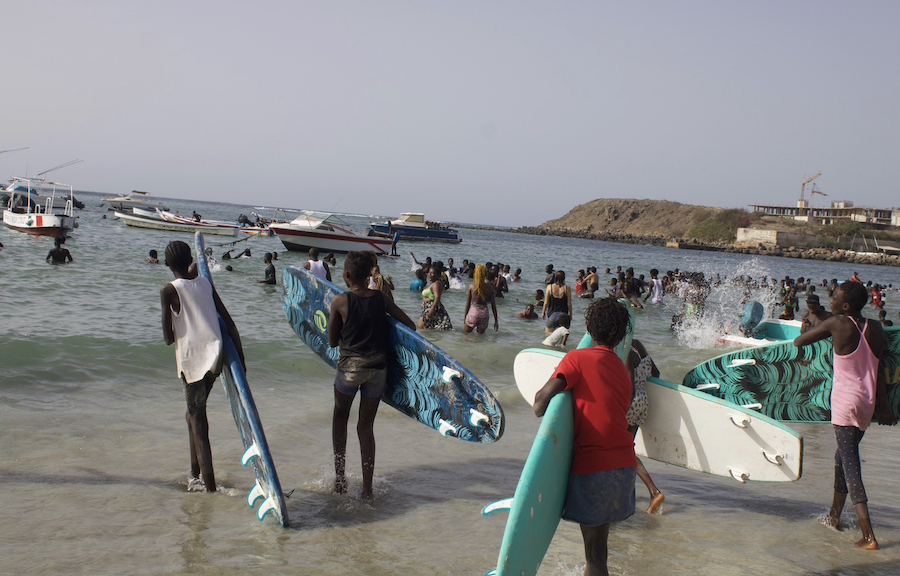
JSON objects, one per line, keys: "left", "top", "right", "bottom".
{"left": 724, "top": 245, "right": 900, "bottom": 267}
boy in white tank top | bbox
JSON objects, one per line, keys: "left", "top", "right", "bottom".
{"left": 303, "top": 247, "right": 332, "bottom": 281}
{"left": 161, "top": 240, "right": 246, "bottom": 492}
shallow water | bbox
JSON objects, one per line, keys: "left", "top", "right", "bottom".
{"left": 2, "top": 192, "right": 900, "bottom": 575}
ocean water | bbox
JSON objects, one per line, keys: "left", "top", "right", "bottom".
{"left": 2, "top": 192, "right": 900, "bottom": 575}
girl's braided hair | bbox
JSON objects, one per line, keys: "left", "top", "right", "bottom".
{"left": 584, "top": 297, "right": 630, "bottom": 347}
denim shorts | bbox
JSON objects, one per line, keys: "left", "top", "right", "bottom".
{"left": 562, "top": 467, "right": 636, "bottom": 526}
{"left": 334, "top": 368, "right": 388, "bottom": 398}
{"left": 545, "top": 312, "right": 570, "bottom": 330}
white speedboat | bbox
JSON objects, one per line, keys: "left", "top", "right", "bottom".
{"left": 2, "top": 177, "right": 76, "bottom": 237}
{"left": 104, "top": 190, "right": 169, "bottom": 211}
{"left": 271, "top": 211, "right": 392, "bottom": 254}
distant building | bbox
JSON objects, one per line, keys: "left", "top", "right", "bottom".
{"left": 748, "top": 200, "right": 899, "bottom": 228}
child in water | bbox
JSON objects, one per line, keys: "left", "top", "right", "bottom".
{"left": 160, "top": 240, "right": 245, "bottom": 492}
{"left": 533, "top": 297, "right": 636, "bottom": 574}
{"left": 794, "top": 281, "right": 896, "bottom": 549}
{"left": 328, "top": 251, "right": 416, "bottom": 497}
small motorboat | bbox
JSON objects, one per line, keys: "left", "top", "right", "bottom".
{"left": 114, "top": 208, "right": 238, "bottom": 236}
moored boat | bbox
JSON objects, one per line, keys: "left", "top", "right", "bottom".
{"left": 2, "top": 179, "right": 85, "bottom": 210}
{"left": 157, "top": 210, "right": 272, "bottom": 236}
{"left": 369, "top": 212, "right": 461, "bottom": 243}
{"left": 2, "top": 177, "right": 76, "bottom": 238}
{"left": 271, "top": 211, "right": 392, "bottom": 254}
{"left": 103, "top": 190, "right": 169, "bottom": 211}
{"left": 114, "top": 208, "right": 238, "bottom": 236}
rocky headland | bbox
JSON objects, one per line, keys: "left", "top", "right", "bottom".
{"left": 512, "top": 198, "right": 900, "bottom": 267}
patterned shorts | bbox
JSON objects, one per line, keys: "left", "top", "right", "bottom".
{"left": 465, "top": 305, "right": 490, "bottom": 331}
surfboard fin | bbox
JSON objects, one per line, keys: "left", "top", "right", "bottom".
{"left": 441, "top": 367, "right": 461, "bottom": 383}
{"left": 469, "top": 409, "right": 488, "bottom": 427}
{"left": 481, "top": 497, "right": 513, "bottom": 516}
{"left": 742, "top": 403, "right": 763, "bottom": 410}
{"left": 248, "top": 480, "right": 266, "bottom": 508}
{"left": 728, "top": 467, "right": 750, "bottom": 483}
{"left": 696, "top": 383, "right": 720, "bottom": 391}
{"left": 257, "top": 496, "right": 277, "bottom": 521}
{"left": 241, "top": 443, "right": 261, "bottom": 467}
{"left": 484, "top": 570, "right": 498, "bottom": 576}
{"left": 438, "top": 419, "right": 457, "bottom": 437}
{"left": 729, "top": 413, "right": 751, "bottom": 428}
{"left": 762, "top": 451, "right": 783, "bottom": 465}
{"left": 726, "top": 359, "right": 757, "bottom": 368}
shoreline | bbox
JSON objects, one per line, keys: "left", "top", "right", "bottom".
{"left": 505, "top": 226, "right": 900, "bottom": 268}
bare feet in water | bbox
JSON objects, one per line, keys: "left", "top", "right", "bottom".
{"left": 334, "top": 477, "right": 347, "bottom": 495}
{"left": 647, "top": 492, "right": 665, "bottom": 514}
{"left": 820, "top": 513, "right": 841, "bottom": 531}
{"left": 856, "top": 536, "right": 879, "bottom": 550}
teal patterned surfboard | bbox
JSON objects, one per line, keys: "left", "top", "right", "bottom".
{"left": 682, "top": 326, "right": 900, "bottom": 423}
{"left": 282, "top": 266, "right": 504, "bottom": 443}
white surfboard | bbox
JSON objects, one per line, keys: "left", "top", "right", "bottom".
{"left": 513, "top": 349, "right": 803, "bottom": 482}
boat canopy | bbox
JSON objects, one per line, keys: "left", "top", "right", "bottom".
{"left": 394, "top": 213, "right": 426, "bottom": 225}
{"left": 289, "top": 211, "right": 353, "bottom": 232}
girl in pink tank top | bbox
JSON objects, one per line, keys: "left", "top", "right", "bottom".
{"left": 830, "top": 319, "right": 878, "bottom": 430}
{"left": 794, "top": 281, "right": 896, "bottom": 550}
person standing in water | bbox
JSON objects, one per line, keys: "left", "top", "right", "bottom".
{"left": 794, "top": 281, "right": 896, "bottom": 550}
{"left": 542, "top": 270, "right": 572, "bottom": 335}
{"left": 626, "top": 339, "right": 665, "bottom": 514}
{"left": 800, "top": 293, "right": 832, "bottom": 334}
{"left": 160, "top": 240, "right": 245, "bottom": 492}
{"left": 463, "top": 264, "right": 499, "bottom": 333}
{"left": 46, "top": 237, "right": 73, "bottom": 263}
{"left": 533, "top": 297, "right": 636, "bottom": 575}
{"left": 303, "top": 247, "right": 332, "bottom": 281}
{"left": 419, "top": 262, "right": 453, "bottom": 330}
{"left": 328, "top": 251, "right": 416, "bottom": 497}
{"left": 644, "top": 269, "right": 664, "bottom": 305}
{"left": 390, "top": 225, "right": 400, "bottom": 257}
{"left": 258, "top": 252, "right": 276, "bottom": 284}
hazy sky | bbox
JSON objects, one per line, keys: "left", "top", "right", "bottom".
{"left": 4, "top": 1, "right": 898, "bottom": 226}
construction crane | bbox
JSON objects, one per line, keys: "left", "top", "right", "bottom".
{"left": 807, "top": 183, "right": 828, "bottom": 225}
{"left": 800, "top": 172, "right": 821, "bottom": 205}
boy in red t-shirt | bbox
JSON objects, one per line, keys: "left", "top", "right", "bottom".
{"left": 534, "top": 298, "right": 636, "bottom": 576}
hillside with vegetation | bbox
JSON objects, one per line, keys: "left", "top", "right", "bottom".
{"left": 512, "top": 198, "right": 900, "bottom": 266}
{"left": 521, "top": 198, "right": 896, "bottom": 244}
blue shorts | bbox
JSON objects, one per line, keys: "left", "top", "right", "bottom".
{"left": 562, "top": 467, "right": 636, "bottom": 526}
{"left": 334, "top": 368, "right": 387, "bottom": 399}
